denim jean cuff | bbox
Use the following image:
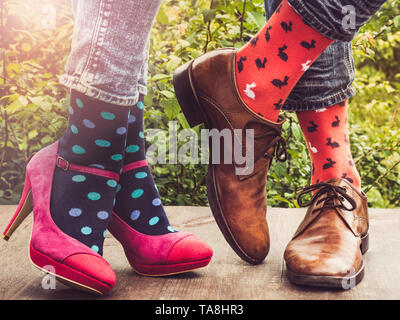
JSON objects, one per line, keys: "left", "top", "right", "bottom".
{"left": 282, "top": 86, "right": 356, "bottom": 111}
{"left": 287, "top": 0, "right": 355, "bottom": 42}
{"left": 60, "top": 74, "right": 146, "bottom": 106}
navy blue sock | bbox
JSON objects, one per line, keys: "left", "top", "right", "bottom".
{"left": 50, "top": 90, "right": 130, "bottom": 255}
{"left": 113, "top": 96, "right": 176, "bottom": 235}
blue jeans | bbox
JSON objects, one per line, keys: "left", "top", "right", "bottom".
{"left": 61, "top": 0, "right": 385, "bottom": 109}
{"left": 60, "top": 0, "right": 162, "bottom": 106}
{"left": 287, "top": 0, "right": 386, "bottom": 41}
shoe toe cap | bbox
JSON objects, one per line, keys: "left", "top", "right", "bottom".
{"left": 167, "top": 235, "right": 213, "bottom": 264}
{"left": 63, "top": 253, "right": 116, "bottom": 292}
{"left": 285, "top": 241, "right": 362, "bottom": 277}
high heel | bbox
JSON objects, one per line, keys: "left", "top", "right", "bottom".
{"left": 2, "top": 142, "right": 117, "bottom": 295}
{"left": 2, "top": 173, "right": 33, "bottom": 241}
{"left": 108, "top": 161, "right": 213, "bottom": 276}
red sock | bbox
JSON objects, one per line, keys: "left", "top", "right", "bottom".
{"left": 296, "top": 101, "right": 361, "bottom": 190}
{"left": 235, "top": 0, "right": 333, "bottom": 122}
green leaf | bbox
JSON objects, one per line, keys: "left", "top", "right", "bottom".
{"left": 156, "top": 8, "right": 169, "bottom": 25}
{"left": 160, "top": 90, "right": 175, "bottom": 99}
{"left": 201, "top": 9, "right": 216, "bottom": 23}
{"left": 246, "top": 11, "right": 265, "bottom": 29}
{"left": 6, "top": 63, "right": 22, "bottom": 75}
{"left": 151, "top": 74, "right": 171, "bottom": 81}
{"left": 28, "top": 130, "right": 38, "bottom": 139}
{"left": 165, "top": 56, "right": 182, "bottom": 72}
{"left": 273, "top": 195, "right": 293, "bottom": 207}
{"left": 291, "top": 122, "right": 302, "bottom": 141}
{"left": 393, "top": 15, "right": 400, "bottom": 28}
{"left": 21, "top": 42, "right": 31, "bottom": 52}
{"left": 40, "top": 136, "right": 53, "bottom": 145}
{"left": 177, "top": 112, "right": 190, "bottom": 129}
{"left": 161, "top": 98, "right": 181, "bottom": 120}
{"left": 6, "top": 95, "right": 29, "bottom": 113}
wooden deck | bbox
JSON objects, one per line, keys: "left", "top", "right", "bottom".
{"left": 0, "top": 205, "right": 399, "bottom": 300}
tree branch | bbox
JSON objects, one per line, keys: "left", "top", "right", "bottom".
{"left": 239, "top": 0, "right": 247, "bottom": 41}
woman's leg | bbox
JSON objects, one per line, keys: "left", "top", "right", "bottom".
{"left": 3, "top": 0, "right": 165, "bottom": 295}
{"left": 61, "top": 0, "right": 161, "bottom": 106}
{"left": 113, "top": 95, "right": 175, "bottom": 236}
{"left": 60, "top": 0, "right": 212, "bottom": 275}
{"left": 51, "top": 0, "right": 163, "bottom": 255}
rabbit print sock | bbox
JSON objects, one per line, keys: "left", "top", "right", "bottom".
{"left": 113, "top": 96, "right": 176, "bottom": 235}
{"left": 296, "top": 100, "right": 361, "bottom": 190}
{"left": 235, "top": 0, "right": 333, "bottom": 121}
{"left": 50, "top": 90, "right": 130, "bottom": 255}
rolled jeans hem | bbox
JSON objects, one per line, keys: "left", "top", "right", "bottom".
{"left": 287, "top": 0, "right": 355, "bottom": 42}
{"left": 283, "top": 86, "right": 355, "bottom": 111}
{"left": 60, "top": 74, "right": 147, "bottom": 106}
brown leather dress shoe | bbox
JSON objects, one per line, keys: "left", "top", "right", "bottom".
{"left": 284, "top": 178, "right": 369, "bottom": 288}
{"left": 173, "top": 48, "right": 286, "bottom": 264}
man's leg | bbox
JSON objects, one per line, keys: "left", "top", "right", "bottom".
{"left": 262, "top": 1, "right": 361, "bottom": 189}
{"left": 173, "top": 0, "right": 384, "bottom": 269}
{"left": 263, "top": 0, "right": 356, "bottom": 111}
{"left": 287, "top": 0, "right": 385, "bottom": 41}
{"left": 297, "top": 101, "right": 362, "bottom": 190}
{"left": 235, "top": 0, "right": 333, "bottom": 121}
{"left": 261, "top": 0, "right": 370, "bottom": 288}
{"left": 235, "top": 0, "right": 386, "bottom": 121}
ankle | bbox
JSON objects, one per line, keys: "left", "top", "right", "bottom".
{"left": 58, "top": 90, "right": 130, "bottom": 172}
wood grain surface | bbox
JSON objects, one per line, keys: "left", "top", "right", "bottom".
{"left": 0, "top": 205, "right": 399, "bottom": 300}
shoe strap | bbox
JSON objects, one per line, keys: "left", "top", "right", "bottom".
{"left": 56, "top": 156, "right": 120, "bottom": 181}
{"left": 121, "top": 159, "right": 148, "bottom": 173}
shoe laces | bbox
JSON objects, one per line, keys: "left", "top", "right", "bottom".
{"left": 244, "top": 120, "right": 287, "bottom": 163}
{"left": 297, "top": 182, "right": 357, "bottom": 214}
{"left": 263, "top": 134, "right": 287, "bottom": 163}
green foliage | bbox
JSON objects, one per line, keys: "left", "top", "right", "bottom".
{"left": 349, "top": 0, "right": 400, "bottom": 207}
{"left": 0, "top": 0, "right": 399, "bottom": 207}
{"left": 0, "top": 0, "right": 72, "bottom": 203}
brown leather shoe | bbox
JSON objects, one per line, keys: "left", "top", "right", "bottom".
{"left": 173, "top": 49, "right": 286, "bottom": 264}
{"left": 284, "top": 178, "right": 369, "bottom": 288}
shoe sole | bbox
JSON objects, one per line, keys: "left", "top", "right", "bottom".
{"left": 129, "top": 258, "right": 212, "bottom": 277}
{"left": 30, "top": 244, "right": 111, "bottom": 295}
{"left": 173, "top": 60, "right": 264, "bottom": 265}
{"left": 286, "top": 233, "right": 369, "bottom": 289}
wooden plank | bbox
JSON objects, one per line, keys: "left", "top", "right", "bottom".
{"left": 0, "top": 205, "right": 399, "bottom": 300}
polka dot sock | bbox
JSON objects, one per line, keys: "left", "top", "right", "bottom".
{"left": 235, "top": 0, "right": 333, "bottom": 122}
{"left": 50, "top": 90, "right": 130, "bottom": 255}
{"left": 113, "top": 96, "right": 176, "bottom": 235}
{"left": 296, "top": 100, "right": 361, "bottom": 190}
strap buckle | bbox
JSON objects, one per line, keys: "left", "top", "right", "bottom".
{"left": 56, "top": 157, "right": 70, "bottom": 171}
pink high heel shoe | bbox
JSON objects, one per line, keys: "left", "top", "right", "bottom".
{"left": 108, "top": 160, "right": 213, "bottom": 276}
{"left": 2, "top": 142, "right": 117, "bottom": 295}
